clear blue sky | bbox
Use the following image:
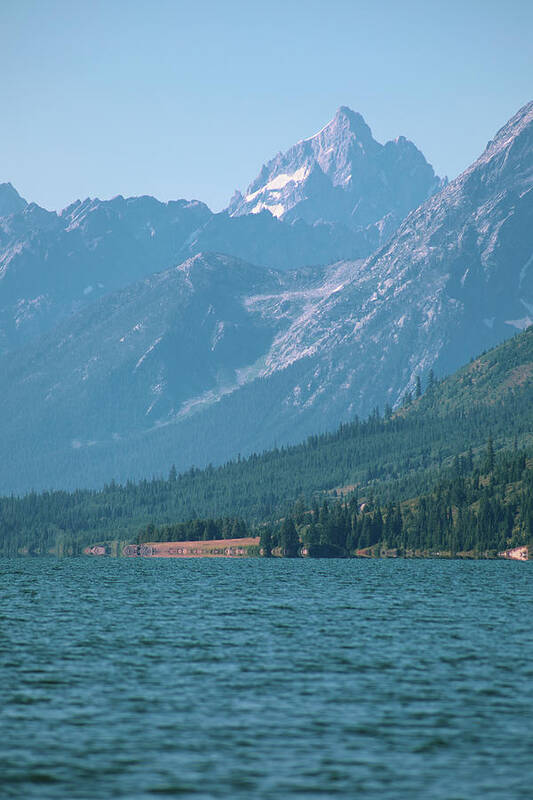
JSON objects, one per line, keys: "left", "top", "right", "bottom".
{"left": 1, "top": 0, "right": 532, "bottom": 212}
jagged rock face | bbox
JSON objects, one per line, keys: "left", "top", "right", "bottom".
{"left": 270, "top": 101, "right": 533, "bottom": 425}
{"left": 363, "top": 99, "right": 533, "bottom": 376}
{"left": 228, "top": 106, "right": 444, "bottom": 229}
{"left": 0, "top": 102, "right": 531, "bottom": 493}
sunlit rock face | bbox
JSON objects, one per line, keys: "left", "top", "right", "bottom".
{"left": 228, "top": 106, "right": 444, "bottom": 230}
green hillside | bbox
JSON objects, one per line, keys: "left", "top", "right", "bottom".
{"left": 269, "top": 445, "right": 533, "bottom": 559}
{"left": 1, "top": 327, "right": 532, "bottom": 556}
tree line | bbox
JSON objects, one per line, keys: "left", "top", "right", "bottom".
{"left": 0, "top": 328, "right": 532, "bottom": 557}
{"left": 260, "top": 443, "right": 533, "bottom": 557}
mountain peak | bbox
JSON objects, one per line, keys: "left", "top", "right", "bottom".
{"left": 334, "top": 105, "right": 371, "bottom": 134}
{"left": 0, "top": 182, "right": 27, "bottom": 217}
{"left": 300, "top": 106, "right": 373, "bottom": 146}
{"left": 228, "top": 108, "right": 441, "bottom": 230}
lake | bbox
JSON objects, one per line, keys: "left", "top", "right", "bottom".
{"left": 1, "top": 557, "right": 531, "bottom": 799}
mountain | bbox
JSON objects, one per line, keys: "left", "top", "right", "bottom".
{"left": 0, "top": 182, "right": 27, "bottom": 217}
{"left": 0, "top": 252, "right": 284, "bottom": 441}
{"left": 364, "top": 99, "right": 533, "bottom": 376}
{"left": 0, "top": 101, "right": 531, "bottom": 493}
{"left": 0, "top": 108, "right": 444, "bottom": 355}
{"left": 0, "top": 195, "right": 211, "bottom": 353}
{"left": 2, "top": 324, "right": 532, "bottom": 555}
{"left": 0, "top": 252, "right": 326, "bottom": 491}
{"left": 228, "top": 106, "right": 444, "bottom": 229}
{"left": 0, "top": 191, "right": 387, "bottom": 355}
{"left": 182, "top": 208, "right": 382, "bottom": 272}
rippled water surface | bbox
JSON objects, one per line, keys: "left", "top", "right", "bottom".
{"left": 1, "top": 557, "right": 532, "bottom": 799}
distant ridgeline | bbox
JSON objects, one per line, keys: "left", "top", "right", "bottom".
{"left": 0, "top": 328, "right": 532, "bottom": 557}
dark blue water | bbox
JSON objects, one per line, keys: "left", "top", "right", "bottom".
{"left": 1, "top": 558, "right": 532, "bottom": 799}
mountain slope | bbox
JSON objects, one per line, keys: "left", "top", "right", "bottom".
{"left": 0, "top": 195, "right": 211, "bottom": 352}
{"left": 364, "top": 99, "right": 533, "bottom": 377}
{"left": 1, "top": 325, "right": 532, "bottom": 554}
{"left": 0, "top": 101, "right": 531, "bottom": 493}
{"left": 1, "top": 252, "right": 287, "bottom": 433}
{"left": 0, "top": 182, "right": 27, "bottom": 216}
{"left": 228, "top": 106, "right": 444, "bottom": 229}
{"left": 0, "top": 107, "right": 444, "bottom": 354}
{"left": 0, "top": 191, "right": 390, "bottom": 354}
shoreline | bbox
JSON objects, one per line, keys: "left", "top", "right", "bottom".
{"left": 82, "top": 538, "right": 529, "bottom": 561}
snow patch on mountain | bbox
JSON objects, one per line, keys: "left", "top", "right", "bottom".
{"left": 251, "top": 202, "right": 286, "bottom": 218}
{"left": 245, "top": 166, "right": 309, "bottom": 203}
{"left": 229, "top": 106, "right": 443, "bottom": 232}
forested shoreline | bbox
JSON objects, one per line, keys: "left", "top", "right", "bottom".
{"left": 134, "top": 443, "right": 532, "bottom": 559}
{"left": 1, "top": 329, "right": 532, "bottom": 558}
{"left": 258, "top": 444, "right": 533, "bottom": 558}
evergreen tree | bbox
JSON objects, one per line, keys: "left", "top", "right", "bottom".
{"left": 485, "top": 436, "right": 495, "bottom": 473}
{"left": 280, "top": 518, "right": 300, "bottom": 557}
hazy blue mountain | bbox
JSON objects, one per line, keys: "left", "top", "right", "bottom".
{"left": 0, "top": 193, "right": 384, "bottom": 354}
{"left": 0, "top": 195, "right": 211, "bottom": 352}
{"left": 228, "top": 106, "right": 444, "bottom": 229}
{"left": 181, "top": 209, "right": 386, "bottom": 271}
{"left": 0, "top": 108, "right": 443, "bottom": 353}
{"left": 0, "top": 101, "right": 531, "bottom": 493}
{"left": 0, "top": 182, "right": 27, "bottom": 216}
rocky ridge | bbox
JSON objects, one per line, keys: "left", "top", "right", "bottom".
{"left": 228, "top": 106, "right": 444, "bottom": 230}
